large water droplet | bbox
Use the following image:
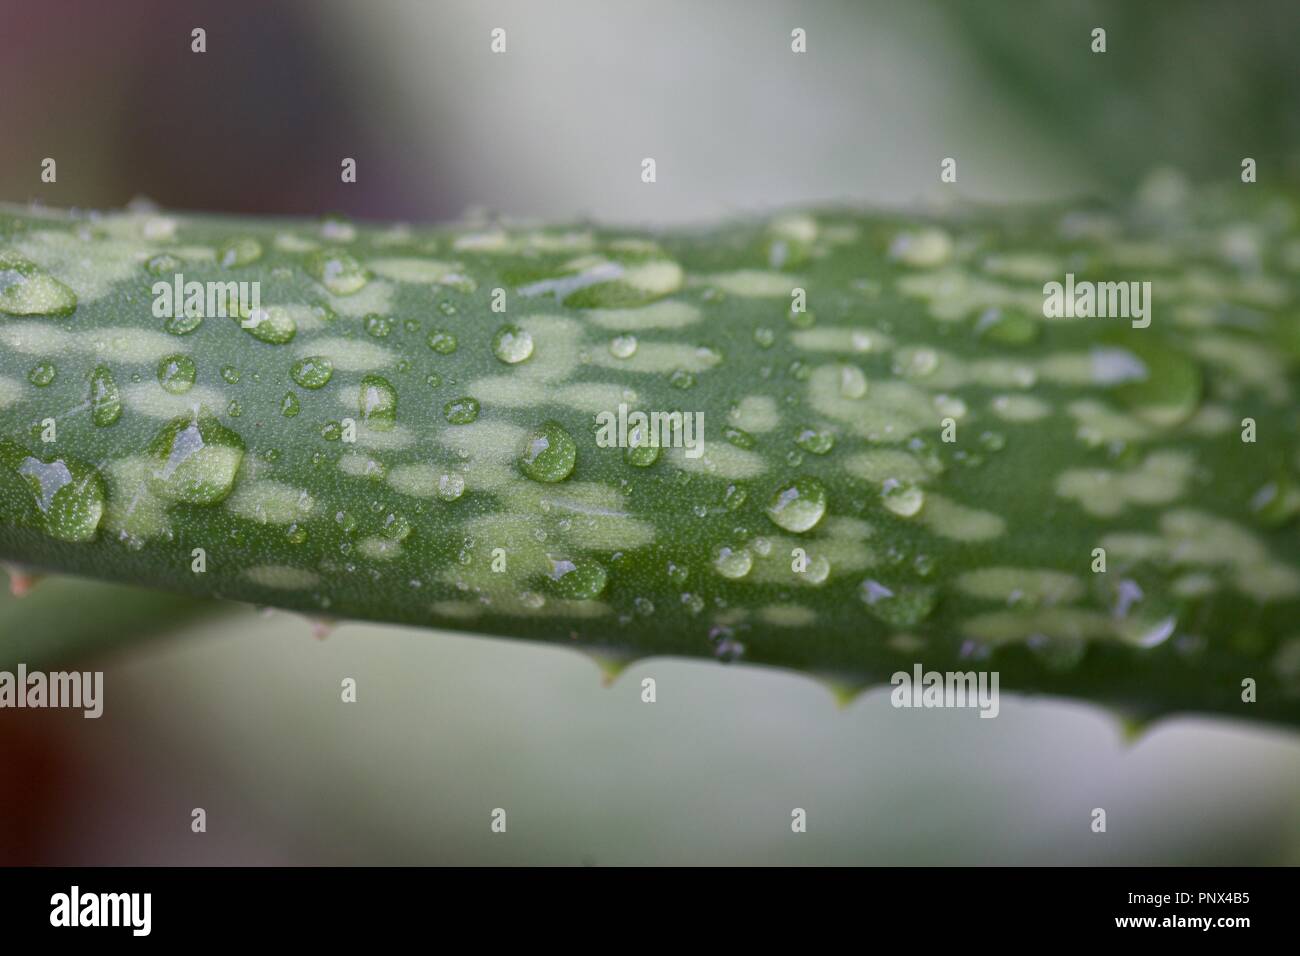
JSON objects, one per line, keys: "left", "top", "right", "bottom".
{"left": 0, "top": 441, "right": 106, "bottom": 542}
{"left": 291, "top": 355, "right": 334, "bottom": 389}
{"left": 305, "top": 250, "right": 370, "bottom": 295}
{"left": 157, "top": 353, "right": 197, "bottom": 394}
{"left": 147, "top": 410, "right": 246, "bottom": 505}
{"left": 88, "top": 365, "right": 121, "bottom": 427}
{"left": 0, "top": 251, "right": 77, "bottom": 316}
{"left": 520, "top": 421, "right": 577, "bottom": 482}
{"left": 624, "top": 422, "right": 660, "bottom": 467}
{"left": 766, "top": 476, "right": 827, "bottom": 533}
{"left": 492, "top": 324, "right": 534, "bottom": 364}
{"left": 359, "top": 375, "right": 397, "bottom": 431}
{"left": 547, "top": 556, "right": 607, "bottom": 600}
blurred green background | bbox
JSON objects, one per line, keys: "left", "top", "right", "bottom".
{"left": 1, "top": 0, "right": 1298, "bottom": 863}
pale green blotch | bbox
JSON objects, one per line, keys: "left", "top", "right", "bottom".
{"left": 225, "top": 480, "right": 315, "bottom": 525}
{"left": 584, "top": 301, "right": 701, "bottom": 330}
{"left": 729, "top": 396, "right": 781, "bottom": 433}
{"left": 790, "top": 327, "right": 893, "bottom": 354}
{"left": 244, "top": 566, "right": 320, "bottom": 590}
{"left": 358, "top": 536, "right": 403, "bottom": 561}
{"left": 760, "top": 605, "right": 818, "bottom": 628}
{"left": 294, "top": 337, "right": 394, "bottom": 371}
{"left": 956, "top": 568, "right": 1084, "bottom": 608}
{"left": 102, "top": 456, "right": 171, "bottom": 545}
{"left": 1055, "top": 451, "right": 1192, "bottom": 518}
{"left": 367, "top": 257, "right": 463, "bottom": 284}
{"left": 919, "top": 494, "right": 1005, "bottom": 541}
{"left": 989, "top": 394, "right": 1051, "bottom": 423}
{"left": 0, "top": 376, "right": 22, "bottom": 411}
{"left": 696, "top": 270, "right": 804, "bottom": 298}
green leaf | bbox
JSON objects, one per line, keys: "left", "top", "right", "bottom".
{"left": 1, "top": 197, "right": 1298, "bottom": 726}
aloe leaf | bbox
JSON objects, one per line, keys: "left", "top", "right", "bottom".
{"left": 1, "top": 195, "right": 1297, "bottom": 725}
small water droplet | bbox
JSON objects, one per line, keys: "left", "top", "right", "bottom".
{"left": 723, "top": 426, "right": 756, "bottom": 450}
{"left": 382, "top": 513, "right": 413, "bottom": 542}
{"left": 227, "top": 399, "right": 243, "bottom": 417}
{"left": 858, "top": 578, "right": 938, "bottom": 627}
{"left": 753, "top": 326, "right": 776, "bottom": 348}
{"left": 427, "top": 329, "right": 458, "bottom": 354}
{"left": 88, "top": 366, "right": 121, "bottom": 427}
{"left": 609, "top": 334, "right": 638, "bottom": 359}
{"left": 794, "top": 426, "right": 835, "bottom": 455}
{"left": 156, "top": 353, "right": 196, "bottom": 394}
{"left": 240, "top": 306, "right": 296, "bottom": 344}
{"left": 492, "top": 324, "right": 534, "bottom": 364}
{"left": 722, "top": 482, "right": 748, "bottom": 510}
{"left": 364, "top": 313, "right": 393, "bottom": 338}
{"left": 881, "top": 480, "right": 925, "bottom": 517}
{"left": 766, "top": 476, "right": 828, "bottom": 533}
{"left": 291, "top": 355, "right": 333, "bottom": 389}
{"left": 437, "top": 473, "right": 465, "bottom": 501}
{"left": 547, "top": 556, "right": 607, "bottom": 600}
{"left": 839, "top": 365, "right": 867, "bottom": 398}
{"left": 443, "top": 396, "right": 480, "bottom": 425}
{"left": 713, "top": 546, "right": 754, "bottom": 579}
{"left": 280, "top": 392, "right": 301, "bottom": 417}
{"left": 28, "top": 362, "right": 56, "bottom": 387}
{"left": 165, "top": 312, "right": 203, "bottom": 335}
{"left": 520, "top": 421, "right": 576, "bottom": 482}
{"left": 624, "top": 425, "right": 661, "bottom": 467}
{"left": 974, "top": 306, "right": 1039, "bottom": 346}
{"left": 145, "top": 253, "right": 182, "bottom": 276}
{"left": 667, "top": 561, "right": 689, "bottom": 586}
{"left": 668, "top": 369, "right": 695, "bottom": 389}
{"left": 305, "top": 249, "right": 370, "bottom": 295}
{"left": 218, "top": 236, "right": 263, "bottom": 268}
{"left": 359, "top": 375, "right": 397, "bottom": 430}
{"left": 220, "top": 365, "right": 242, "bottom": 384}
